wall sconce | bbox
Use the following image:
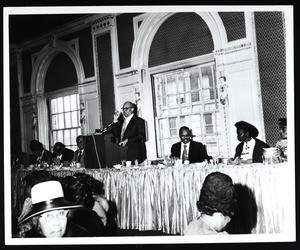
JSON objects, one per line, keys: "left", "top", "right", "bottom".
{"left": 80, "top": 102, "right": 86, "bottom": 124}
{"left": 219, "top": 73, "right": 228, "bottom": 105}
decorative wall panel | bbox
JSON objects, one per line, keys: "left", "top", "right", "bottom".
{"left": 254, "top": 12, "right": 286, "bottom": 147}
{"left": 62, "top": 27, "right": 95, "bottom": 78}
{"left": 218, "top": 12, "right": 246, "bottom": 42}
{"left": 116, "top": 13, "right": 142, "bottom": 69}
{"left": 10, "top": 61, "right": 22, "bottom": 148}
{"left": 21, "top": 51, "right": 32, "bottom": 93}
{"left": 96, "top": 32, "right": 115, "bottom": 127}
{"left": 149, "top": 13, "right": 214, "bottom": 67}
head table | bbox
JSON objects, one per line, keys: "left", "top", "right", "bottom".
{"left": 11, "top": 162, "right": 292, "bottom": 235}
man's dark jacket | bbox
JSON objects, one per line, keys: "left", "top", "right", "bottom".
{"left": 52, "top": 148, "right": 74, "bottom": 162}
{"left": 111, "top": 114, "right": 147, "bottom": 163}
{"left": 171, "top": 140, "right": 210, "bottom": 163}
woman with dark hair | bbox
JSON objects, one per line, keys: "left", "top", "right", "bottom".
{"left": 60, "top": 175, "right": 105, "bottom": 236}
{"left": 228, "top": 121, "right": 269, "bottom": 164}
{"left": 73, "top": 173, "right": 117, "bottom": 236}
{"left": 185, "top": 172, "right": 237, "bottom": 235}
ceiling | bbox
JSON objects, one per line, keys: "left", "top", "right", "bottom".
{"left": 9, "top": 14, "right": 89, "bottom": 44}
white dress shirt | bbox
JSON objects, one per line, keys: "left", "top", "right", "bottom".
{"left": 180, "top": 142, "right": 190, "bottom": 160}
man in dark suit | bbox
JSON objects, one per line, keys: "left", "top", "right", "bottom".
{"left": 51, "top": 142, "right": 74, "bottom": 166}
{"left": 72, "top": 135, "right": 86, "bottom": 168}
{"left": 28, "top": 140, "right": 52, "bottom": 165}
{"left": 171, "top": 126, "right": 210, "bottom": 163}
{"left": 110, "top": 101, "right": 147, "bottom": 164}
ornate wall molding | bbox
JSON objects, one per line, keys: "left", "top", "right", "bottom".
{"left": 89, "top": 15, "right": 115, "bottom": 33}
{"left": 115, "top": 69, "right": 139, "bottom": 79}
{"left": 214, "top": 42, "right": 252, "bottom": 56}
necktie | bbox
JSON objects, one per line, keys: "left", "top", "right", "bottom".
{"left": 78, "top": 150, "right": 82, "bottom": 162}
{"left": 182, "top": 145, "right": 188, "bottom": 162}
{"left": 120, "top": 120, "right": 127, "bottom": 141}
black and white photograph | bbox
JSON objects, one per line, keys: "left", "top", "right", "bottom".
{"left": 3, "top": 5, "right": 295, "bottom": 246}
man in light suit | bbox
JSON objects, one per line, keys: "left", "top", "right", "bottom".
{"left": 72, "top": 135, "right": 86, "bottom": 168}
{"left": 171, "top": 126, "right": 210, "bottom": 163}
{"left": 110, "top": 101, "right": 147, "bottom": 164}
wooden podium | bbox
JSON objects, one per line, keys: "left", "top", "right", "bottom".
{"left": 84, "top": 133, "right": 127, "bottom": 168}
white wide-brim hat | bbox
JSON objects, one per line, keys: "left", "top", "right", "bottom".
{"left": 18, "top": 180, "right": 82, "bottom": 225}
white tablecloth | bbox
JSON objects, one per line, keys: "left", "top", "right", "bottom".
{"left": 12, "top": 162, "right": 291, "bottom": 235}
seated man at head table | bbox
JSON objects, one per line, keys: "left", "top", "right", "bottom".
{"left": 273, "top": 118, "right": 287, "bottom": 162}
{"left": 28, "top": 140, "right": 52, "bottom": 165}
{"left": 51, "top": 142, "right": 74, "bottom": 167}
{"left": 227, "top": 121, "right": 270, "bottom": 165}
{"left": 170, "top": 126, "right": 211, "bottom": 164}
{"left": 184, "top": 171, "right": 237, "bottom": 235}
{"left": 72, "top": 135, "right": 86, "bottom": 168}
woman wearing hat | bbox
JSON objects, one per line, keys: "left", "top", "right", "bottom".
{"left": 18, "top": 180, "right": 94, "bottom": 237}
{"left": 184, "top": 172, "right": 237, "bottom": 235}
{"left": 228, "top": 121, "right": 270, "bottom": 164}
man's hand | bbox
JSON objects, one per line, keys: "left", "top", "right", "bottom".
{"left": 113, "top": 110, "right": 121, "bottom": 122}
{"left": 119, "top": 139, "right": 128, "bottom": 147}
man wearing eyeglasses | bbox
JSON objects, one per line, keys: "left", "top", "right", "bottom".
{"left": 110, "top": 101, "right": 147, "bottom": 164}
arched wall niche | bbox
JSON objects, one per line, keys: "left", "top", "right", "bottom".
{"left": 129, "top": 12, "right": 228, "bottom": 159}
{"left": 30, "top": 39, "right": 85, "bottom": 149}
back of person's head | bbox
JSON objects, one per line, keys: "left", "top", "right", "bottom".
{"left": 197, "top": 171, "right": 237, "bottom": 218}
{"left": 60, "top": 176, "right": 94, "bottom": 209}
{"left": 73, "top": 173, "right": 104, "bottom": 195}
{"left": 23, "top": 170, "right": 56, "bottom": 188}
{"left": 30, "top": 140, "right": 43, "bottom": 153}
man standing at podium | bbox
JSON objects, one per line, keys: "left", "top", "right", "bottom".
{"left": 110, "top": 101, "right": 147, "bottom": 164}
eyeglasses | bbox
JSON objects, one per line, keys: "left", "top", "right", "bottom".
{"left": 121, "top": 107, "right": 133, "bottom": 111}
{"left": 40, "top": 210, "right": 68, "bottom": 223}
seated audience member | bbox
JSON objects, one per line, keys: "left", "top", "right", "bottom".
{"left": 17, "top": 170, "right": 57, "bottom": 237}
{"left": 60, "top": 176, "right": 105, "bottom": 236}
{"left": 274, "top": 118, "right": 287, "bottom": 162}
{"left": 18, "top": 170, "right": 57, "bottom": 223}
{"left": 184, "top": 171, "right": 237, "bottom": 235}
{"left": 171, "top": 126, "right": 210, "bottom": 163}
{"left": 73, "top": 172, "right": 117, "bottom": 235}
{"left": 51, "top": 142, "right": 74, "bottom": 166}
{"left": 18, "top": 180, "right": 92, "bottom": 238}
{"left": 28, "top": 140, "right": 52, "bottom": 165}
{"left": 228, "top": 121, "right": 269, "bottom": 164}
{"left": 11, "top": 144, "right": 29, "bottom": 168}
{"left": 72, "top": 135, "right": 86, "bottom": 168}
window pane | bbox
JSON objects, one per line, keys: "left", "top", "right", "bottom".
{"left": 71, "top": 111, "right": 78, "bottom": 127}
{"left": 52, "top": 115, "right": 58, "bottom": 129}
{"left": 70, "top": 94, "right": 78, "bottom": 111}
{"left": 169, "top": 117, "right": 177, "bottom": 137}
{"left": 52, "top": 131, "right": 58, "bottom": 144}
{"left": 191, "top": 91, "right": 200, "bottom": 102}
{"left": 190, "top": 70, "right": 199, "bottom": 90}
{"left": 64, "top": 96, "right": 71, "bottom": 112}
{"left": 51, "top": 99, "right": 57, "bottom": 114}
{"left": 64, "top": 130, "right": 71, "bottom": 146}
{"left": 166, "top": 76, "right": 176, "bottom": 95}
{"left": 57, "top": 97, "right": 64, "bottom": 113}
{"left": 169, "top": 95, "right": 177, "bottom": 107}
{"left": 57, "top": 130, "right": 63, "bottom": 143}
{"left": 58, "top": 114, "right": 64, "bottom": 129}
{"left": 65, "top": 112, "right": 71, "bottom": 128}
